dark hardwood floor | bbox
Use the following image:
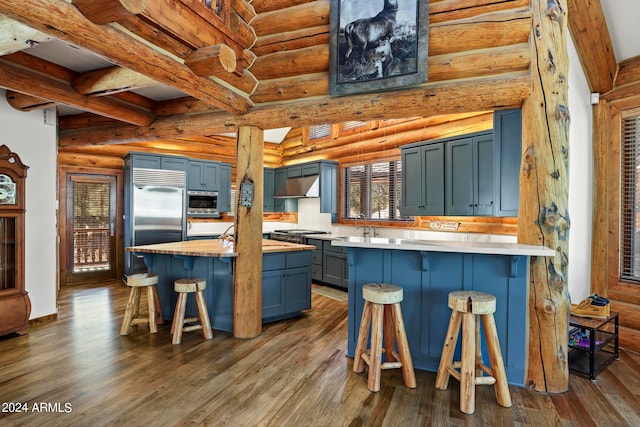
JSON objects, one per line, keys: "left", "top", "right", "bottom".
{"left": 1, "top": 280, "right": 639, "bottom": 426}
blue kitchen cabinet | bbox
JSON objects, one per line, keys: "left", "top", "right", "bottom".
{"left": 218, "top": 163, "right": 231, "bottom": 213}
{"left": 401, "top": 142, "right": 445, "bottom": 216}
{"left": 187, "top": 160, "right": 219, "bottom": 191}
{"left": 264, "top": 168, "right": 275, "bottom": 212}
{"left": 493, "top": 108, "right": 522, "bottom": 216}
{"left": 126, "top": 152, "right": 187, "bottom": 171}
{"left": 445, "top": 132, "right": 494, "bottom": 216}
{"left": 261, "top": 251, "right": 312, "bottom": 322}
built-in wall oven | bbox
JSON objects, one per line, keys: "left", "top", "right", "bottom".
{"left": 187, "top": 190, "right": 219, "bottom": 217}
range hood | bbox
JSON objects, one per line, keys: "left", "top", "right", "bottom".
{"left": 274, "top": 175, "right": 319, "bottom": 198}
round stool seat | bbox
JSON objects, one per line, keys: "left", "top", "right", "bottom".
{"left": 448, "top": 290, "right": 496, "bottom": 315}
{"left": 127, "top": 273, "right": 159, "bottom": 287}
{"left": 363, "top": 283, "right": 403, "bottom": 304}
{"left": 174, "top": 278, "right": 206, "bottom": 293}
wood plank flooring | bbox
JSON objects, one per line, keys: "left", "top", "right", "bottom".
{"left": 1, "top": 280, "right": 640, "bottom": 426}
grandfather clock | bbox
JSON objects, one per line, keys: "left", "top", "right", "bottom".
{"left": 0, "top": 145, "right": 30, "bottom": 336}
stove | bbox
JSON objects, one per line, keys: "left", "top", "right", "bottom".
{"left": 269, "top": 229, "right": 330, "bottom": 244}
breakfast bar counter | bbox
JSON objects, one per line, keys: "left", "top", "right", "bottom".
{"left": 332, "top": 236, "right": 555, "bottom": 386}
{"left": 127, "top": 239, "right": 314, "bottom": 332}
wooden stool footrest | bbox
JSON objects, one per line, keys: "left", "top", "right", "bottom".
{"left": 183, "top": 324, "right": 203, "bottom": 333}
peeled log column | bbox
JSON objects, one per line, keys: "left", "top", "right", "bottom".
{"left": 233, "top": 126, "right": 264, "bottom": 339}
{"left": 518, "top": 0, "right": 570, "bottom": 393}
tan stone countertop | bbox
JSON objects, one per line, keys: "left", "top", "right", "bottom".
{"left": 127, "top": 238, "right": 314, "bottom": 257}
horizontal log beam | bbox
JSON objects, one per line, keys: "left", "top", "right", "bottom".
{"left": 58, "top": 71, "right": 531, "bottom": 146}
{"left": 253, "top": 25, "right": 329, "bottom": 57}
{"left": 429, "top": 0, "right": 529, "bottom": 24}
{"left": 185, "top": 44, "right": 237, "bottom": 76}
{"left": 0, "top": 59, "right": 155, "bottom": 126}
{"left": 252, "top": 45, "right": 328, "bottom": 80}
{"left": 251, "top": 0, "right": 314, "bottom": 14}
{"left": 6, "top": 91, "right": 57, "bottom": 111}
{"left": 252, "top": 0, "right": 329, "bottom": 37}
{"left": 1, "top": 0, "right": 252, "bottom": 114}
{"left": 614, "top": 55, "right": 640, "bottom": 88}
{"left": 72, "top": 66, "right": 158, "bottom": 96}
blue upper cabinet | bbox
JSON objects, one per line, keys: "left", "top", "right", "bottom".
{"left": 401, "top": 142, "right": 445, "bottom": 216}
{"left": 218, "top": 163, "right": 232, "bottom": 213}
{"left": 187, "top": 160, "right": 219, "bottom": 192}
{"left": 445, "top": 132, "right": 494, "bottom": 216}
{"left": 264, "top": 168, "right": 275, "bottom": 212}
{"left": 126, "top": 152, "right": 187, "bottom": 171}
{"left": 493, "top": 108, "right": 522, "bottom": 217}
{"left": 401, "top": 109, "right": 521, "bottom": 218}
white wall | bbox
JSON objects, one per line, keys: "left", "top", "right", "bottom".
{"left": 567, "top": 35, "right": 594, "bottom": 302}
{"left": 0, "top": 91, "right": 58, "bottom": 319}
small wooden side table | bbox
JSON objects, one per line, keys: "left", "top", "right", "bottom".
{"left": 568, "top": 312, "right": 619, "bottom": 382}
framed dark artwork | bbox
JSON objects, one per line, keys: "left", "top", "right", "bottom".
{"left": 329, "top": 0, "right": 429, "bottom": 96}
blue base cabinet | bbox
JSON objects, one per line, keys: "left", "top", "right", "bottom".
{"left": 139, "top": 250, "right": 312, "bottom": 332}
{"left": 345, "top": 247, "right": 529, "bottom": 386}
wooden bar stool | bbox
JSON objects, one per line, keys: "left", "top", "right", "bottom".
{"left": 353, "top": 283, "right": 416, "bottom": 392}
{"left": 171, "top": 278, "right": 213, "bottom": 345}
{"left": 120, "top": 273, "right": 163, "bottom": 335}
{"left": 435, "top": 290, "right": 512, "bottom": 414}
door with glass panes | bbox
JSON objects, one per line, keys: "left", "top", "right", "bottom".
{"left": 66, "top": 175, "right": 117, "bottom": 284}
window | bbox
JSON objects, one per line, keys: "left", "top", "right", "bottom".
{"left": 309, "top": 124, "right": 331, "bottom": 140}
{"left": 620, "top": 114, "right": 640, "bottom": 282}
{"left": 342, "top": 161, "right": 406, "bottom": 221}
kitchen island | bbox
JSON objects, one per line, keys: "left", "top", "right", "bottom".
{"left": 127, "top": 239, "right": 315, "bottom": 332}
{"left": 332, "top": 236, "right": 555, "bottom": 386}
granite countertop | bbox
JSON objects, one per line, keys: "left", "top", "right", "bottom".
{"left": 331, "top": 236, "right": 555, "bottom": 257}
{"left": 127, "top": 239, "right": 314, "bottom": 257}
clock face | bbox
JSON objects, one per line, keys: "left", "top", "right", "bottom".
{"left": 0, "top": 174, "right": 16, "bottom": 205}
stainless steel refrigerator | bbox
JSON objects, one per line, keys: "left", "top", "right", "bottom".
{"left": 125, "top": 168, "right": 186, "bottom": 275}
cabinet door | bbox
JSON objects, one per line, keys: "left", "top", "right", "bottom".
{"left": 262, "top": 269, "right": 285, "bottom": 318}
{"left": 422, "top": 143, "right": 445, "bottom": 215}
{"left": 274, "top": 168, "right": 287, "bottom": 212}
{"left": 287, "top": 165, "right": 302, "bottom": 178}
{"left": 323, "top": 251, "right": 346, "bottom": 288}
{"left": 161, "top": 156, "right": 187, "bottom": 171}
{"left": 187, "top": 161, "right": 204, "bottom": 190}
{"left": 284, "top": 267, "right": 311, "bottom": 313}
{"left": 401, "top": 146, "right": 424, "bottom": 216}
{"left": 319, "top": 162, "right": 338, "bottom": 218}
{"left": 201, "top": 162, "right": 219, "bottom": 191}
{"left": 493, "top": 108, "right": 522, "bottom": 216}
{"left": 218, "top": 164, "right": 231, "bottom": 212}
{"left": 446, "top": 138, "right": 474, "bottom": 215}
{"left": 301, "top": 163, "right": 320, "bottom": 176}
{"left": 263, "top": 168, "right": 275, "bottom": 212}
{"left": 474, "top": 134, "right": 494, "bottom": 216}
{"left": 130, "top": 154, "right": 161, "bottom": 169}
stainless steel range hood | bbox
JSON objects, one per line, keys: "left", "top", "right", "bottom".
{"left": 274, "top": 175, "right": 319, "bottom": 198}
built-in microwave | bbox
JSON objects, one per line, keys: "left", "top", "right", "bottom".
{"left": 187, "top": 190, "right": 219, "bottom": 216}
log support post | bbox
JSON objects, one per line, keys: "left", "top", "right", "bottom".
{"left": 519, "top": 0, "right": 570, "bottom": 393}
{"left": 233, "top": 125, "right": 264, "bottom": 339}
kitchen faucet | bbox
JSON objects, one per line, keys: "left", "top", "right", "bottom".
{"left": 356, "top": 213, "right": 369, "bottom": 236}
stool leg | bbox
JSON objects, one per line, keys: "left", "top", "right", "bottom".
{"left": 131, "top": 287, "right": 141, "bottom": 319}
{"left": 481, "top": 314, "right": 512, "bottom": 408}
{"left": 435, "top": 310, "right": 462, "bottom": 390}
{"left": 120, "top": 287, "right": 140, "bottom": 336}
{"left": 195, "top": 290, "right": 213, "bottom": 340}
{"left": 368, "top": 303, "right": 384, "bottom": 392}
{"left": 475, "top": 315, "right": 483, "bottom": 377}
{"left": 460, "top": 313, "right": 476, "bottom": 415}
{"left": 353, "top": 301, "right": 372, "bottom": 374}
{"left": 172, "top": 293, "right": 187, "bottom": 345}
{"left": 147, "top": 286, "right": 158, "bottom": 334}
{"left": 153, "top": 285, "right": 164, "bottom": 325}
{"left": 392, "top": 302, "right": 416, "bottom": 388}
{"left": 383, "top": 305, "right": 396, "bottom": 363}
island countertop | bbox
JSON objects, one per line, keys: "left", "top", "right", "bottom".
{"left": 332, "top": 236, "right": 555, "bottom": 257}
{"left": 127, "top": 238, "right": 314, "bottom": 257}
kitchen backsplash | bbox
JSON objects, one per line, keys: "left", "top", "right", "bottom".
{"left": 187, "top": 197, "right": 516, "bottom": 243}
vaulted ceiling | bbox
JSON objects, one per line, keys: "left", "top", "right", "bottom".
{"left": 0, "top": 0, "right": 638, "bottom": 149}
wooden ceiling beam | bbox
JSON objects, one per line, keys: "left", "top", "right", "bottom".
{"left": 0, "top": 0, "right": 252, "bottom": 115}
{"left": 0, "top": 59, "right": 155, "bottom": 126}
{"left": 58, "top": 71, "right": 531, "bottom": 147}
{"left": 71, "top": 66, "right": 158, "bottom": 96}
{"left": 567, "top": 0, "right": 617, "bottom": 93}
